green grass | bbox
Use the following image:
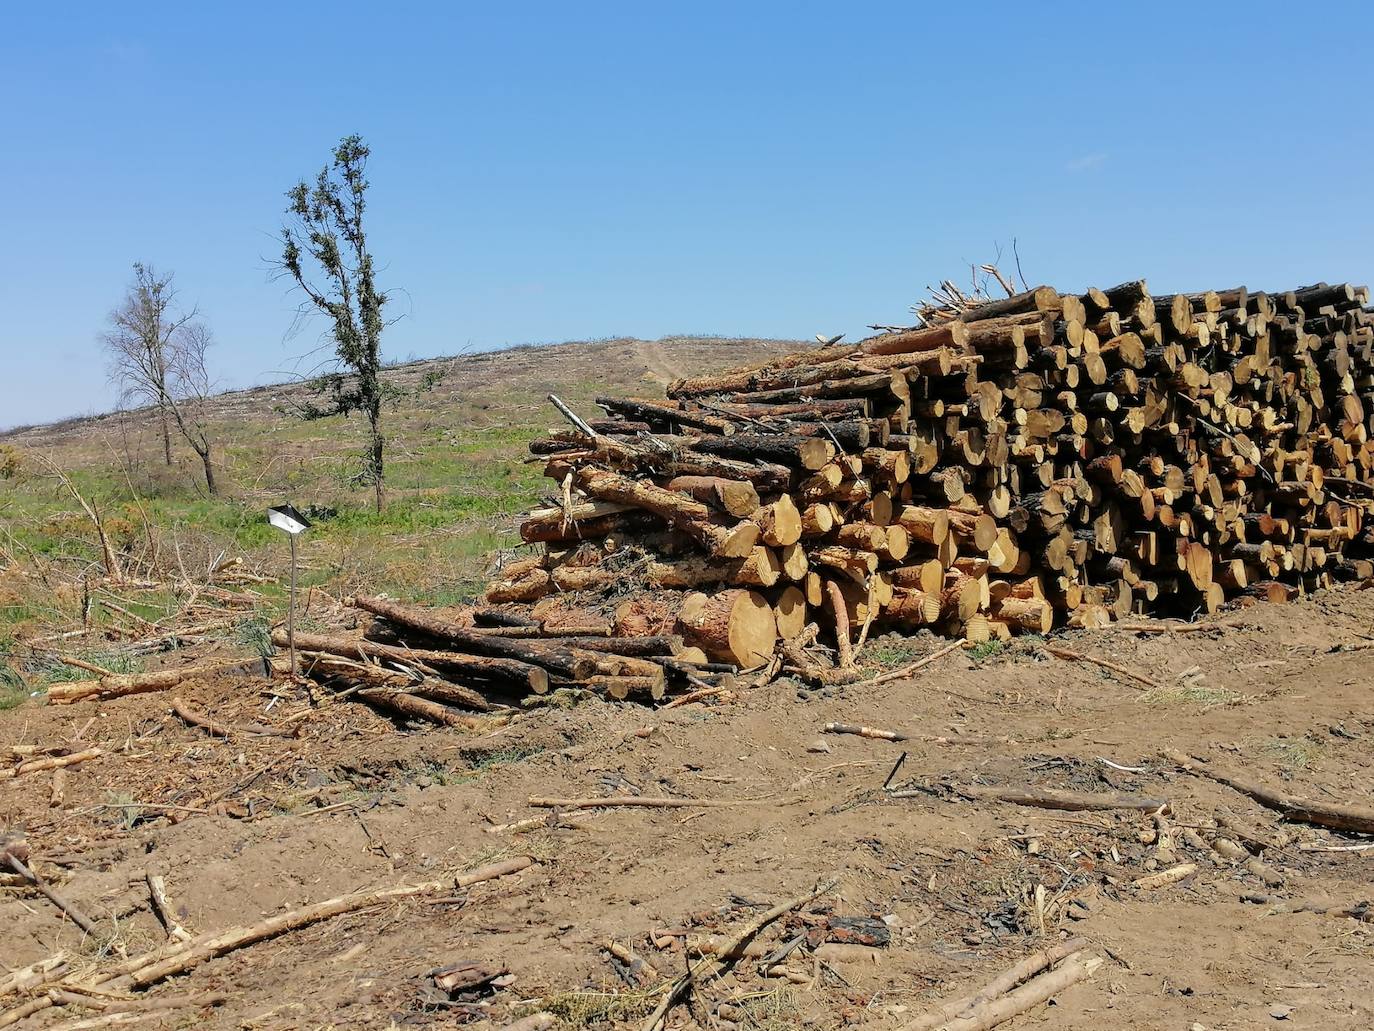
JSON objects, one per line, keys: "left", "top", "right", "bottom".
{"left": 9, "top": 649, "right": 144, "bottom": 696}
{"left": 968, "top": 639, "right": 1006, "bottom": 662}
{"left": 0, "top": 340, "right": 798, "bottom": 650}
{"left": 0, "top": 666, "right": 26, "bottom": 710}
{"left": 860, "top": 636, "right": 929, "bottom": 669}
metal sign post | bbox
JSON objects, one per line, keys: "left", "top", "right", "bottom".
{"left": 266, "top": 505, "right": 312, "bottom": 676}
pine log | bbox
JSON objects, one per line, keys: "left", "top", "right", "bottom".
{"left": 354, "top": 596, "right": 596, "bottom": 680}
{"left": 687, "top": 432, "right": 834, "bottom": 470}
{"left": 46, "top": 659, "right": 280, "bottom": 705}
{"left": 665, "top": 475, "right": 761, "bottom": 516}
{"left": 572, "top": 467, "right": 758, "bottom": 557}
{"left": 272, "top": 629, "right": 547, "bottom": 695}
{"left": 676, "top": 590, "right": 777, "bottom": 666}
{"left": 755, "top": 494, "right": 803, "bottom": 546}
{"left": 774, "top": 586, "right": 808, "bottom": 640}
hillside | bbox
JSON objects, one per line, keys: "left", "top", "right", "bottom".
{"left": 0, "top": 335, "right": 802, "bottom": 644}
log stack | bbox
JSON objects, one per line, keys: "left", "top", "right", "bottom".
{"left": 491, "top": 278, "right": 1374, "bottom": 662}
{"left": 304, "top": 278, "right": 1374, "bottom": 708}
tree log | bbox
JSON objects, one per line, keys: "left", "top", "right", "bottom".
{"left": 273, "top": 629, "right": 546, "bottom": 695}
{"left": 676, "top": 589, "right": 777, "bottom": 667}
{"left": 354, "top": 596, "right": 596, "bottom": 680}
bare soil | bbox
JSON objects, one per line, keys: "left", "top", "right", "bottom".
{"left": 3, "top": 588, "right": 1374, "bottom": 1030}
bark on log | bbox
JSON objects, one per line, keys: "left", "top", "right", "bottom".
{"left": 665, "top": 475, "right": 761, "bottom": 516}
{"left": 276, "top": 629, "right": 547, "bottom": 695}
{"left": 46, "top": 660, "right": 280, "bottom": 705}
{"left": 354, "top": 596, "right": 596, "bottom": 680}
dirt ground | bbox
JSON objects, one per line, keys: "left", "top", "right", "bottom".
{"left": 3, "top": 587, "right": 1373, "bottom": 1030}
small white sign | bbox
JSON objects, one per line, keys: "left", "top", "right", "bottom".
{"left": 267, "top": 505, "right": 312, "bottom": 536}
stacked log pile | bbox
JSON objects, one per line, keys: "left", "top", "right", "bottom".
{"left": 470, "top": 278, "right": 1374, "bottom": 687}
{"left": 277, "top": 278, "right": 1371, "bottom": 710}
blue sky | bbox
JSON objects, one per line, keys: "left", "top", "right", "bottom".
{"left": 2, "top": 1, "right": 1371, "bottom": 428}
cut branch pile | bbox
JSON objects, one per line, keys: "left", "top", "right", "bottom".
{"left": 469, "top": 279, "right": 1374, "bottom": 681}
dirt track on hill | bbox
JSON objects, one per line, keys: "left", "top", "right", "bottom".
{"left": 3, "top": 588, "right": 1373, "bottom": 1029}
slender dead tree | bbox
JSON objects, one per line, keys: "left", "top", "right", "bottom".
{"left": 277, "top": 134, "right": 391, "bottom": 513}
{"left": 101, "top": 264, "right": 220, "bottom": 494}
{"left": 165, "top": 320, "right": 219, "bottom": 496}
{"left": 102, "top": 263, "right": 189, "bottom": 467}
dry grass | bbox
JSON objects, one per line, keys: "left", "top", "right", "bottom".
{"left": 1140, "top": 683, "right": 1252, "bottom": 708}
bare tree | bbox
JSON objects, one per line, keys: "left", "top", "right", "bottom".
{"left": 276, "top": 134, "right": 391, "bottom": 513}
{"left": 165, "top": 320, "right": 219, "bottom": 495}
{"left": 100, "top": 263, "right": 220, "bottom": 495}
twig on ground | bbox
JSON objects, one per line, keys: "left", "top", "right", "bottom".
{"left": 145, "top": 873, "right": 191, "bottom": 943}
{"left": 3, "top": 855, "right": 101, "bottom": 938}
{"left": 1132, "top": 863, "right": 1198, "bottom": 890}
{"left": 918, "top": 784, "right": 1168, "bottom": 812}
{"left": 851, "top": 639, "right": 968, "bottom": 689}
{"left": 1, "top": 749, "right": 104, "bottom": 782}
{"left": 529, "top": 796, "right": 766, "bottom": 811}
{"left": 1040, "top": 645, "right": 1161, "bottom": 690}
{"left": 170, "top": 697, "right": 294, "bottom": 738}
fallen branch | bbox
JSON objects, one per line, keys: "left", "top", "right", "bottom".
{"left": 850, "top": 639, "right": 968, "bottom": 688}
{"left": 659, "top": 686, "right": 736, "bottom": 709}
{"left": 42, "top": 654, "right": 115, "bottom": 677}
{"left": 1207, "top": 833, "right": 1284, "bottom": 886}
{"left": 1132, "top": 863, "right": 1198, "bottom": 890}
{"left": 170, "top": 698, "right": 293, "bottom": 739}
{"left": 1162, "top": 750, "right": 1374, "bottom": 835}
{"left": 1107, "top": 616, "right": 1251, "bottom": 635}
{"left": 926, "top": 954, "right": 1100, "bottom": 1031}
{"left": 529, "top": 795, "right": 765, "bottom": 811}
{"left": 1241, "top": 893, "right": 1372, "bottom": 922}
{"left": 640, "top": 878, "right": 838, "bottom": 1031}
{"left": 605, "top": 940, "right": 658, "bottom": 985}
{"left": 44, "top": 989, "right": 226, "bottom": 1017}
{"left": 100, "top": 858, "right": 534, "bottom": 990}
{"left": 3, "top": 855, "right": 101, "bottom": 938}
{"left": 355, "top": 688, "right": 495, "bottom": 730}
{"left": 145, "top": 872, "right": 192, "bottom": 943}
{"left": 273, "top": 627, "right": 546, "bottom": 696}
{"left": 0, "top": 859, "right": 535, "bottom": 1028}
{"left": 899, "top": 937, "right": 1088, "bottom": 1031}
{"left": 485, "top": 810, "right": 599, "bottom": 834}
{"left": 0, "top": 954, "right": 68, "bottom": 999}
{"left": 47, "top": 660, "right": 280, "bottom": 705}
{"left": 823, "top": 721, "right": 908, "bottom": 742}
{"left": 937, "top": 784, "right": 1168, "bottom": 812}
{"left": 1, "top": 749, "right": 103, "bottom": 782}
{"left": 1040, "top": 645, "right": 1162, "bottom": 690}
{"left": 1297, "top": 841, "right": 1374, "bottom": 853}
